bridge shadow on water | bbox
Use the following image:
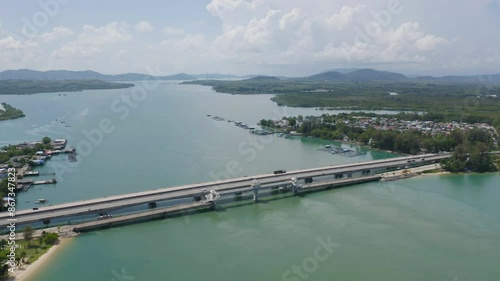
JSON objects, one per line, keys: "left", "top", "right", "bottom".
{"left": 207, "top": 184, "right": 347, "bottom": 214}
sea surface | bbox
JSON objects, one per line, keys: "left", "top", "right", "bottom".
{"left": 0, "top": 81, "right": 499, "bottom": 281}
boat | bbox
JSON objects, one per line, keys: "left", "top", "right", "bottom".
{"left": 24, "top": 171, "right": 40, "bottom": 176}
{"left": 325, "top": 145, "right": 331, "bottom": 148}
{"left": 34, "top": 198, "right": 47, "bottom": 204}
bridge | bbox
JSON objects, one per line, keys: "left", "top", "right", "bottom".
{"left": 1, "top": 153, "right": 451, "bottom": 230}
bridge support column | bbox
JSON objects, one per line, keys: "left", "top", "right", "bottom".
{"left": 290, "top": 177, "right": 300, "bottom": 195}
{"left": 251, "top": 179, "right": 261, "bottom": 202}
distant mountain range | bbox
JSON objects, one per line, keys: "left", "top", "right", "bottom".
{"left": 296, "top": 69, "right": 500, "bottom": 83}
{"left": 0, "top": 69, "right": 257, "bottom": 81}
{"left": 1, "top": 68, "right": 499, "bottom": 83}
{"left": 0, "top": 69, "right": 198, "bottom": 81}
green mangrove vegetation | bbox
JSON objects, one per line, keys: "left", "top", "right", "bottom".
{"left": 186, "top": 78, "right": 500, "bottom": 132}
{"left": 0, "top": 103, "right": 25, "bottom": 121}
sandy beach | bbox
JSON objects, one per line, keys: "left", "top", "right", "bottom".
{"left": 6, "top": 237, "right": 73, "bottom": 281}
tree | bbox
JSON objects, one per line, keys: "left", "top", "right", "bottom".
{"left": 42, "top": 233, "right": 59, "bottom": 245}
{"left": 23, "top": 225, "right": 34, "bottom": 246}
{"left": 42, "top": 137, "right": 51, "bottom": 144}
{"left": 0, "top": 179, "right": 8, "bottom": 200}
{"left": 34, "top": 143, "right": 45, "bottom": 152}
{"left": 299, "top": 121, "right": 312, "bottom": 134}
{"left": 20, "top": 251, "right": 27, "bottom": 263}
{"left": 394, "top": 130, "right": 421, "bottom": 154}
{"left": 467, "top": 142, "right": 496, "bottom": 172}
{"left": 466, "top": 128, "right": 491, "bottom": 147}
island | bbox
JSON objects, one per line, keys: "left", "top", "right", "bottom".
{"left": 0, "top": 79, "right": 134, "bottom": 95}
{"left": 0, "top": 103, "right": 25, "bottom": 121}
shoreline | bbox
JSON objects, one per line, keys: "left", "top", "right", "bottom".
{"left": 6, "top": 237, "right": 73, "bottom": 281}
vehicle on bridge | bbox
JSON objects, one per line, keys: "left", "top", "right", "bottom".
{"left": 98, "top": 213, "right": 112, "bottom": 220}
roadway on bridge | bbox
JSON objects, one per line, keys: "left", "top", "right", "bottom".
{"left": 1, "top": 153, "right": 450, "bottom": 227}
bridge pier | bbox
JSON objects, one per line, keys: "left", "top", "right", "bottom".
{"left": 251, "top": 179, "right": 261, "bottom": 201}
{"left": 290, "top": 177, "right": 300, "bottom": 194}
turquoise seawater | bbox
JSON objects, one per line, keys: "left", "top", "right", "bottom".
{"left": 0, "top": 82, "right": 499, "bottom": 281}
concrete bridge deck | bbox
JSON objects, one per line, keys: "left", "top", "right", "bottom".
{"left": 1, "top": 153, "right": 451, "bottom": 228}
{"left": 72, "top": 175, "right": 381, "bottom": 232}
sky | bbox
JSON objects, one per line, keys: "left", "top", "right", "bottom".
{"left": 0, "top": 0, "right": 499, "bottom": 77}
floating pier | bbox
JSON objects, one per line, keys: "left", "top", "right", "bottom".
{"left": 318, "top": 146, "right": 367, "bottom": 158}
{"left": 33, "top": 178, "right": 57, "bottom": 185}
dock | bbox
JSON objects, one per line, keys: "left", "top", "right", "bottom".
{"left": 17, "top": 178, "right": 57, "bottom": 191}
{"left": 33, "top": 178, "right": 57, "bottom": 185}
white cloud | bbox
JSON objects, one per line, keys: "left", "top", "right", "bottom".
{"left": 163, "top": 27, "right": 185, "bottom": 36}
{"left": 207, "top": 0, "right": 454, "bottom": 72}
{"left": 36, "top": 26, "right": 74, "bottom": 42}
{"left": 161, "top": 33, "right": 207, "bottom": 51}
{"left": 135, "top": 21, "right": 154, "bottom": 33}
{"left": 0, "top": 36, "right": 26, "bottom": 50}
{"left": 206, "top": 0, "right": 257, "bottom": 20}
{"left": 0, "top": 1, "right": 498, "bottom": 76}
{"left": 415, "top": 34, "right": 448, "bottom": 51}
{"left": 52, "top": 22, "right": 132, "bottom": 58}
{"left": 115, "top": 49, "right": 127, "bottom": 57}
{"left": 279, "top": 8, "right": 305, "bottom": 30}
{"left": 324, "top": 5, "right": 366, "bottom": 31}
{"left": 0, "top": 36, "right": 38, "bottom": 50}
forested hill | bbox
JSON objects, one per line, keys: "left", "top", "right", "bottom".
{"left": 308, "top": 69, "right": 408, "bottom": 81}
{"left": 0, "top": 80, "right": 134, "bottom": 95}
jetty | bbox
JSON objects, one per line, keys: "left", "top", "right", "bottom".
{"left": 16, "top": 178, "right": 57, "bottom": 191}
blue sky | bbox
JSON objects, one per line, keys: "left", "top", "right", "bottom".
{"left": 1, "top": 0, "right": 499, "bottom": 76}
